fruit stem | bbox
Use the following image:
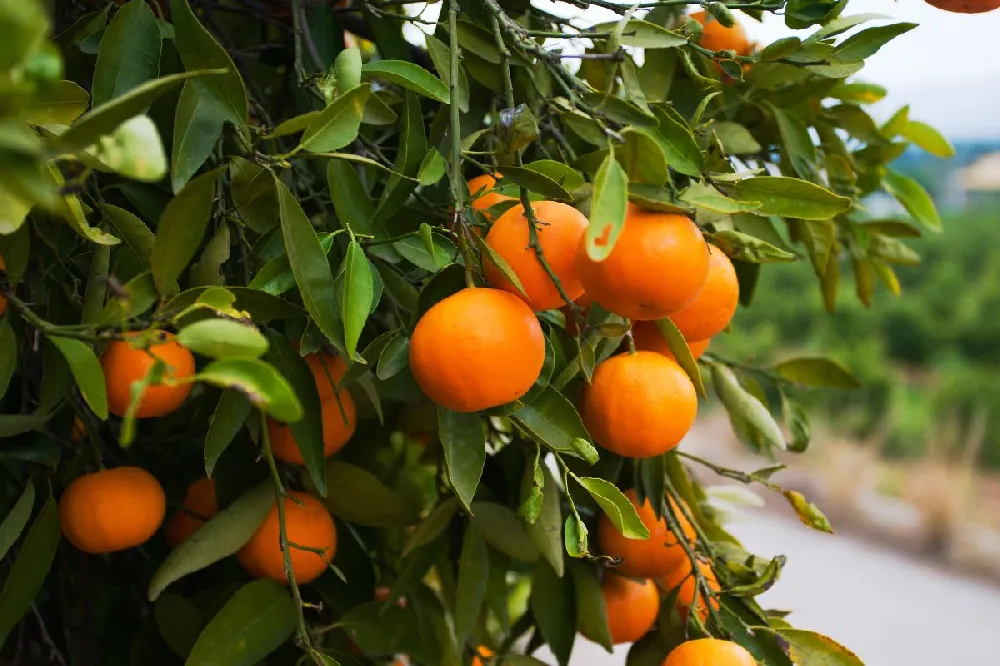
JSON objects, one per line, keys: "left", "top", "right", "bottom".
{"left": 260, "top": 414, "right": 325, "bottom": 666}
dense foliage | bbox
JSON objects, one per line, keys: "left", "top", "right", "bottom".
{"left": 0, "top": 1, "right": 953, "bottom": 665}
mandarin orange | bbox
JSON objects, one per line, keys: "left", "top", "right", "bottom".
{"left": 101, "top": 332, "right": 195, "bottom": 418}
{"left": 603, "top": 574, "right": 660, "bottom": 644}
{"left": 237, "top": 491, "right": 336, "bottom": 584}
{"left": 598, "top": 490, "right": 696, "bottom": 578}
{"left": 661, "top": 558, "right": 721, "bottom": 624}
{"left": 268, "top": 390, "right": 356, "bottom": 464}
{"left": 662, "top": 638, "right": 756, "bottom": 666}
{"left": 632, "top": 321, "right": 711, "bottom": 361}
{"left": 670, "top": 245, "right": 739, "bottom": 343}
{"left": 468, "top": 174, "right": 515, "bottom": 219}
{"left": 691, "top": 10, "right": 752, "bottom": 55}
{"left": 164, "top": 477, "right": 218, "bottom": 548}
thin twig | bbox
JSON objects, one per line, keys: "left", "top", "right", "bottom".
{"left": 31, "top": 603, "right": 67, "bottom": 666}
{"left": 447, "top": 1, "right": 476, "bottom": 289}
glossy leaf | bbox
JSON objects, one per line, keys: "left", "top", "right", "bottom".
{"left": 653, "top": 318, "right": 706, "bottom": 398}
{"left": 402, "top": 498, "right": 458, "bottom": 557}
{"left": 178, "top": 318, "right": 268, "bottom": 359}
{"left": 198, "top": 358, "right": 303, "bottom": 423}
{"left": 724, "top": 177, "right": 852, "bottom": 221}
{"left": 325, "top": 461, "right": 420, "bottom": 527}
{"left": 0, "top": 483, "right": 34, "bottom": 562}
{"left": 417, "top": 148, "right": 447, "bottom": 186}
{"left": 835, "top": 23, "right": 916, "bottom": 61}
{"left": 148, "top": 482, "right": 273, "bottom": 600}
{"left": 341, "top": 240, "right": 373, "bottom": 359}
{"left": 882, "top": 168, "right": 941, "bottom": 231}
{"left": 585, "top": 150, "right": 629, "bottom": 261}
{"left": 91, "top": 0, "right": 161, "bottom": 107}
{"left": 495, "top": 166, "right": 571, "bottom": 201}
{"left": 204, "top": 389, "right": 252, "bottom": 477}
{"left": 437, "top": 408, "right": 485, "bottom": 513}
{"left": 653, "top": 106, "right": 704, "bottom": 177}
{"left": 100, "top": 203, "right": 154, "bottom": 267}
{"left": 0, "top": 495, "right": 59, "bottom": 649}
{"left": 361, "top": 60, "right": 449, "bottom": 104}
{"left": 512, "top": 387, "right": 590, "bottom": 458}
{"left": 150, "top": 168, "right": 221, "bottom": 295}
{"left": 46, "top": 335, "right": 108, "bottom": 419}
{"left": 299, "top": 84, "right": 371, "bottom": 153}
{"left": 575, "top": 477, "right": 649, "bottom": 540}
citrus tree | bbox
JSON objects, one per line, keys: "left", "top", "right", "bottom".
{"left": 0, "top": 1, "right": 967, "bottom": 665}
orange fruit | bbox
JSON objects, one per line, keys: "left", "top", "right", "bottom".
{"left": 267, "top": 391, "right": 356, "bottom": 464}
{"left": 0, "top": 254, "right": 7, "bottom": 316}
{"left": 603, "top": 574, "right": 660, "bottom": 644}
{"left": 472, "top": 646, "right": 494, "bottom": 666}
{"left": 409, "top": 288, "right": 545, "bottom": 412}
{"left": 663, "top": 638, "right": 755, "bottom": 666}
{"left": 598, "top": 489, "right": 696, "bottom": 578}
{"left": 484, "top": 200, "right": 589, "bottom": 312}
{"left": 237, "top": 491, "right": 337, "bottom": 584}
{"left": 925, "top": 0, "right": 1000, "bottom": 12}
{"left": 632, "top": 321, "right": 711, "bottom": 361}
{"left": 60, "top": 467, "right": 166, "bottom": 554}
{"left": 468, "top": 174, "right": 515, "bottom": 218}
{"left": 164, "top": 477, "right": 218, "bottom": 548}
{"left": 661, "top": 558, "right": 721, "bottom": 624}
{"left": 576, "top": 205, "right": 710, "bottom": 321}
{"left": 691, "top": 10, "right": 752, "bottom": 55}
{"left": 582, "top": 351, "right": 698, "bottom": 458}
{"left": 101, "top": 332, "right": 196, "bottom": 418}
{"left": 670, "top": 246, "right": 738, "bottom": 343}
{"left": 304, "top": 350, "right": 349, "bottom": 402}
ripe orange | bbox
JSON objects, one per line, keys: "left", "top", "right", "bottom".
{"left": 631, "top": 321, "right": 711, "bottom": 361}
{"left": 925, "top": 0, "right": 1000, "bottom": 12}
{"left": 598, "top": 489, "right": 696, "bottom": 578}
{"left": 691, "top": 10, "right": 752, "bottom": 55}
{"left": 409, "top": 288, "right": 545, "bottom": 412}
{"left": 164, "top": 477, "right": 218, "bottom": 548}
{"left": 101, "top": 332, "right": 196, "bottom": 418}
{"left": 468, "top": 173, "right": 515, "bottom": 218}
{"left": 670, "top": 246, "right": 738, "bottom": 343}
{"left": 0, "top": 254, "right": 7, "bottom": 316}
{"left": 238, "top": 491, "right": 337, "bottom": 584}
{"left": 472, "top": 646, "right": 494, "bottom": 666}
{"left": 576, "top": 205, "right": 710, "bottom": 321}
{"left": 267, "top": 391, "right": 356, "bottom": 464}
{"left": 602, "top": 574, "right": 660, "bottom": 644}
{"left": 582, "top": 351, "right": 698, "bottom": 458}
{"left": 661, "top": 558, "right": 721, "bottom": 624}
{"left": 484, "top": 200, "right": 588, "bottom": 311}
{"left": 60, "top": 467, "right": 166, "bottom": 554}
{"left": 662, "top": 639, "right": 756, "bottom": 666}
{"left": 304, "top": 350, "right": 349, "bottom": 402}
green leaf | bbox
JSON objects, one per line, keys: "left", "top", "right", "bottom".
{"left": 595, "top": 18, "right": 686, "bottom": 48}
{"left": 417, "top": 148, "right": 446, "bottom": 186}
{"left": 150, "top": 168, "right": 220, "bottom": 295}
{"left": 171, "top": 82, "right": 226, "bottom": 193}
{"left": 274, "top": 175, "right": 345, "bottom": 350}
{"left": 361, "top": 60, "right": 449, "bottom": 104}
{"left": 584, "top": 93, "right": 657, "bottom": 128}
{"left": 185, "top": 579, "right": 296, "bottom": 666}
{"left": 772, "top": 106, "right": 816, "bottom": 180}
{"left": 189, "top": 222, "right": 231, "bottom": 287}
{"left": 835, "top": 23, "right": 916, "bottom": 61}
{"left": 497, "top": 166, "right": 572, "bottom": 201}
{"left": 585, "top": 150, "right": 629, "bottom": 261}
{"left": 530, "top": 559, "right": 576, "bottom": 666}
{"left": 44, "top": 165, "right": 120, "bottom": 245}
{"left": 204, "top": 389, "right": 252, "bottom": 477}
{"left": 424, "top": 35, "right": 469, "bottom": 112}
{"left": 375, "top": 92, "right": 425, "bottom": 222}
{"left": 177, "top": 318, "right": 268, "bottom": 359}
{"left": 723, "top": 177, "right": 851, "bottom": 221}
{"left": 25, "top": 79, "right": 90, "bottom": 125}
{"left": 575, "top": 477, "right": 649, "bottom": 540}
{"left": 454, "top": 527, "right": 489, "bottom": 643}
{"left": 619, "top": 127, "right": 668, "bottom": 185}
{"left": 0, "top": 321, "right": 15, "bottom": 402}
{"left": 0, "top": 182, "right": 32, "bottom": 235}
{"left": 376, "top": 334, "right": 409, "bottom": 380}
{"left": 229, "top": 157, "right": 277, "bottom": 234}
{"left": 100, "top": 203, "right": 154, "bottom": 267}
{"left": 569, "top": 561, "right": 613, "bottom": 651}
{"left": 149, "top": 482, "right": 273, "bottom": 600}
{"left": 473, "top": 231, "right": 530, "bottom": 301}
{"left": 680, "top": 182, "right": 760, "bottom": 214}
{"left": 327, "top": 160, "right": 380, "bottom": 238}
{"left": 712, "top": 121, "right": 761, "bottom": 155}
{"left": 774, "top": 356, "right": 860, "bottom": 389}
{"left": 324, "top": 461, "right": 420, "bottom": 527}
{"left": 46, "top": 335, "right": 108, "bottom": 419}
{"left": 527, "top": 465, "right": 564, "bottom": 576}
{"left": 653, "top": 318, "right": 706, "bottom": 398}
{"left": 0, "top": 495, "right": 59, "bottom": 650}
{"left": 402, "top": 498, "right": 458, "bottom": 556}
{"left": 299, "top": 84, "right": 371, "bottom": 153}
{"left": 712, "top": 230, "right": 797, "bottom": 264}
{"left": 54, "top": 69, "right": 225, "bottom": 152}
{"left": 341, "top": 241, "right": 373, "bottom": 359}
{"left": 155, "top": 593, "right": 203, "bottom": 659}
{"left": 198, "top": 358, "right": 303, "bottom": 423}
{"left": 653, "top": 107, "right": 704, "bottom": 177}
{"left": 437, "top": 408, "right": 486, "bottom": 514}
{"left": 512, "top": 387, "right": 590, "bottom": 458}
{"left": 882, "top": 169, "right": 940, "bottom": 231}
{"left": 711, "top": 364, "right": 785, "bottom": 451}
{"left": 902, "top": 120, "right": 954, "bottom": 158}
{"left": 761, "top": 627, "right": 862, "bottom": 666}
{"left": 0, "top": 483, "right": 34, "bottom": 562}
{"left": 471, "top": 501, "right": 540, "bottom": 562}
{"left": 91, "top": 0, "right": 161, "bottom": 107}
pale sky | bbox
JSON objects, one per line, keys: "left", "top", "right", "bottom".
{"left": 407, "top": 1, "right": 1000, "bottom": 140}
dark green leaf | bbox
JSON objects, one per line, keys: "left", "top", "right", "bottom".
{"left": 771, "top": 107, "right": 816, "bottom": 179}
{"left": 229, "top": 157, "right": 278, "bottom": 234}
{"left": 0, "top": 495, "right": 59, "bottom": 649}
{"left": 454, "top": 527, "right": 488, "bottom": 643}
{"left": 835, "top": 23, "right": 916, "bottom": 61}
{"left": 575, "top": 477, "right": 649, "bottom": 540}
{"left": 150, "top": 168, "right": 221, "bottom": 295}
{"left": 341, "top": 241, "right": 373, "bottom": 359}
{"left": 100, "top": 203, "right": 154, "bottom": 267}
{"left": 325, "top": 461, "right": 420, "bottom": 527}
{"left": 376, "top": 92, "right": 425, "bottom": 222}
{"left": 198, "top": 358, "right": 303, "bottom": 423}
{"left": 584, "top": 150, "right": 629, "bottom": 261}
{"left": 497, "top": 166, "right": 572, "bottom": 201}
{"left": 711, "top": 364, "right": 785, "bottom": 451}
{"left": 361, "top": 60, "right": 449, "bottom": 103}
{"left": 473, "top": 231, "right": 529, "bottom": 301}
{"left": 155, "top": 593, "right": 203, "bottom": 659}
{"left": 723, "top": 177, "right": 851, "bottom": 220}
{"left": 99, "top": 270, "right": 158, "bottom": 323}
{"left": 91, "top": 0, "right": 161, "bottom": 107}
{"left": 653, "top": 107, "right": 704, "bottom": 177}
{"left": 275, "top": 175, "right": 345, "bottom": 350}
{"left": 149, "top": 482, "right": 273, "bottom": 600}
{"left": 774, "top": 356, "right": 860, "bottom": 389}
{"left": 592, "top": 19, "right": 687, "bottom": 48}
{"left": 402, "top": 498, "right": 458, "bottom": 557}
{"left": 171, "top": 83, "right": 226, "bottom": 194}
{"left": 0, "top": 321, "right": 14, "bottom": 401}
{"left": 712, "top": 121, "right": 761, "bottom": 155}
{"left": 185, "top": 579, "right": 296, "bottom": 666}
{"left": 627, "top": 183, "right": 691, "bottom": 214}
{"left": 424, "top": 35, "right": 469, "bottom": 112}
{"left": 569, "top": 561, "right": 613, "bottom": 650}
{"left": 619, "top": 127, "right": 668, "bottom": 184}
{"left": 328, "top": 160, "right": 380, "bottom": 237}
{"left": 0, "top": 483, "right": 34, "bottom": 562}
{"left": 204, "top": 389, "right": 252, "bottom": 477}
{"left": 512, "top": 387, "right": 590, "bottom": 458}
{"left": 417, "top": 148, "right": 446, "bottom": 186}
{"left": 376, "top": 334, "right": 410, "bottom": 380}
{"left": 530, "top": 559, "right": 575, "bottom": 666}
{"left": 584, "top": 93, "right": 657, "bottom": 127}
{"left": 300, "top": 84, "right": 371, "bottom": 153}
{"left": 437, "top": 408, "right": 485, "bottom": 513}
{"left": 527, "top": 466, "right": 563, "bottom": 577}
{"left": 46, "top": 335, "right": 108, "bottom": 419}
{"left": 471, "top": 501, "right": 540, "bottom": 563}
{"left": 653, "top": 318, "right": 706, "bottom": 398}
